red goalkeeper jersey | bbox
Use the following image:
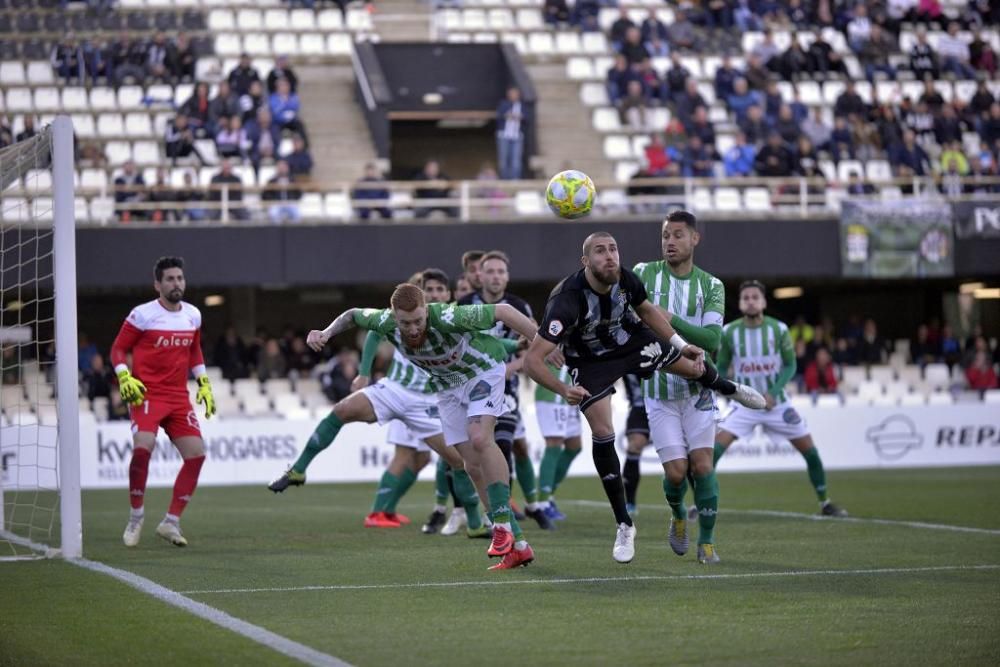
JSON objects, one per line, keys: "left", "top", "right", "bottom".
{"left": 111, "top": 299, "right": 206, "bottom": 399}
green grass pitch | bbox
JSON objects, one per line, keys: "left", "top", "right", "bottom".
{"left": 3, "top": 466, "right": 999, "bottom": 666}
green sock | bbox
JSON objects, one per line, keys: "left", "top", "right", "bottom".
{"left": 713, "top": 442, "right": 726, "bottom": 466}
{"left": 514, "top": 456, "right": 539, "bottom": 504}
{"left": 385, "top": 468, "right": 417, "bottom": 513}
{"left": 292, "top": 413, "right": 344, "bottom": 474}
{"left": 663, "top": 477, "right": 688, "bottom": 520}
{"left": 693, "top": 471, "right": 719, "bottom": 545}
{"left": 372, "top": 471, "right": 399, "bottom": 512}
{"left": 452, "top": 469, "right": 482, "bottom": 529}
{"left": 801, "top": 447, "right": 828, "bottom": 502}
{"left": 510, "top": 512, "right": 524, "bottom": 541}
{"left": 486, "top": 481, "right": 512, "bottom": 526}
{"left": 553, "top": 447, "right": 581, "bottom": 487}
{"left": 538, "top": 446, "right": 561, "bottom": 501}
{"left": 434, "top": 458, "right": 449, "bottom": 506}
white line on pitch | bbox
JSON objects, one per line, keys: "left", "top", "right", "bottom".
{"left": 564, "top": 500, "right": 1000, "bottom": 536}
{"left": 179, "top": 564, "right": 1000, "bottom": 595}
{"left": 71, "top": 558, "right": 352, "bottom": 667}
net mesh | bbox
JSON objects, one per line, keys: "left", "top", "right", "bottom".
{"left": 1, "top": 126, "right": 61, "bottom": 558}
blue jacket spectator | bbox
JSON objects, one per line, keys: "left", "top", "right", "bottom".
{"left": 244, "top": 109, "right": 282, "bottom": 168}
{"left": 889, "top": 131, "right": 932, "bottom": 176}
{"left": 269, "top": 79, "right": 301, "bottom": 127}
{"left": 727, "top": 78, "right": 762, "bottom": 124}
{"left": 353, "top": 163, "right": 392, "bottom": 220}
{"left": 681, "top": 136, "right": 714, "bottom": 178}
{"left": 713, "top": 57, "right": 742, "bottom": 102}
{"left": 285, "top": 135, "right": 314, "bottom": 177}
{"left": 724, "top": 133, "right": 757, "bottom": 177}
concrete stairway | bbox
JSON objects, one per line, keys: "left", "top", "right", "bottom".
{"left": 527, "top": 63, "right": 612, "bottom": 183}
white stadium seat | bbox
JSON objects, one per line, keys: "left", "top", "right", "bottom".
{"left": 0, "top": 62, "right": 26, "bottom": 85}
{"left": 26, "top": 61, "right": 54, "bottom": 85}
{"left": 97, "top": 114, "right": 125, "bottom": 138}
{"left": 264, "top": 8, "right": 290, "bottom": 30}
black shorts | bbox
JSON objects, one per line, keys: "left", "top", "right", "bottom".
{"left": 568, "top": 329, "right": 682, "bottom": 412}
{"left": 626, "top": 405, "right": 649, "bottom": 437}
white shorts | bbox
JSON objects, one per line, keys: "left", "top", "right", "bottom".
{"left": 536, "top": 402, "right": 583, "bottom": 439}
{"left": 386, "top": 420, "right": 431, "bottom": 452}
{"left": 362, "top": 379, "right": 442, "bottom": 443}
{"left": 515, "top": 417, "right": 526, "bottom": 440}
{"left": 437, "top": 363, "right": 507, "bottom": 447}
{"left": 566, "top": 407, "right": 581, "bottom": 438}
{"left": 645, "top": 390, "right": 717, "bottom": 464}
{"left": 718, "top": 401, "right": 810, "bottom": 441}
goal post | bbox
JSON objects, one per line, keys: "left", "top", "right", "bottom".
{"left": 0, "top": 115, "right": 81, "bottom": 559}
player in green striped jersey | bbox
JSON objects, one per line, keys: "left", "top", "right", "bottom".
{"left": 633, "top": 210, "right": 727, "bottom": 564}
{"left": 301, "top": 284, "right": 540, "bottom": 569}
{"left": 714, "top": 281, "right": 848, "bottom": 517}
{"left": 534, "top": 360, "right": 582, "bottom": 521}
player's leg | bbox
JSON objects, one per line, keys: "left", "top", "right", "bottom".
{"left": 649, "top": 399, "right": 691, "bottom": 557}
{"left": 368, "top": 443, "right": 416, "bottom": 528}
{"left": 789, "top": 433, "right": 848, "bottom": 517}
{"left": 549, "top": 431, "right": 581, "bottom": 520}
{"left": 622, "top": 406, "right": 650, "bottom": 516}
{"left": 514, "top": 435, "right": 553, "bottom": 530}
{"left": 269, "top": 389, "right": 378, "bottom": 492}
{"left": 152, "top": 400, "right": 208, "bottom": 547}
{"left": 713, "top": 429, "right": 738, "bottom": 466}
{"left": 381, "top": 448, "right": 430, "bottom": 522}
{"left": 681, "top": 394, "right": 722, "bottom": 564}
{"left": 123, "top": 425, "right": 158, "bottom": 547}
{"left": 417, "top": 434, "right": 486, "bottom": 536}
{"left": 662, "top": 354, "right": 766, "bottom": 410}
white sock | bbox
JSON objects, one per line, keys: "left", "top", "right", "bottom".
{"left": 496, "top": 521, "right": 512, "bottom": 532}
{"left": 526, "top": 502, "right": 539, "bottom": 511}
{"left": 130, "top": 507, "right": 144, "bottom": 520}
{"left": 434, "top": 504, "right": 446, "bottom": 513}
{"left": 164, "top": 513, "right": 180, "bottom": 524}
{"left": 514, "top": 540, "right": 528, "bottom": 550}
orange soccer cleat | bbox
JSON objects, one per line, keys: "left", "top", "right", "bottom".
{"left": 488, "top": 544, "right": 535, "bottom": 570}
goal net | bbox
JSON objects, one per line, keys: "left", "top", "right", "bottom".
{"left": 0, "top": 117, "right": 81, "bottom": 559}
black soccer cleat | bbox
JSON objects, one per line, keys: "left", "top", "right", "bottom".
{"left": 268, "top": 469, "right": 306, "bottom": 493}
{"left": 526, "top": 507, "right": 556, "bottom": 531}
{"left": 820, "top": 501, "right": 848, "bottom": 517}
{"left": 422, "top": 509, "right": 447, "bottom": 534}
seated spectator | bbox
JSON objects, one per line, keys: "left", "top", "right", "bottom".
{"left": 263, "top": 160, "right": 302, "bottom": 224}
{"left": 909, "top": 29, "right": 939, "bottom": 81}
{"left": 846, "top": 4, "right": 872, "bottom": 53}
{"left": 849, "top": 113, "right": 881, "bottom": 161}
{"left": 857, "top": 318, "right": 888, "bottom": 365}
{"left": 619, "top": 27, "right": 650, "bottom": 66}
{"left": 675, "top": 78, "right": 707, "bottom": 125}
{"left": 681, "top": 135, "right": 714, "bottom": 178}
{"left": 240, "top": 80, "right": 267, "bottom": 124}
{"left": 606, "top": 54, "right": 636, "bottom": 106}
{"left": 81, "top": 37, "right": 108, "bottom": 86}
{"left": 861, "top": 24, "right": 898, "bottom": 82}
{"left": 663, "top": 53, "right": 691, "bottom": 104}
{"left": 744, "top": 54, "right": 771, "bottom": 91}
{"left": 50, "top": 32, "right": 85, "bottom": 83}
{"left": 645, "top": 36, "right": 670, "bottom": 59}
{"left": 113, "top": 160, "right": 146, "bottom": 222}
{"left": 740, "top": 104, "right": 769, "bottom": 146}
{"left": 244, "top": 107, "right": 281, "bottom": 170}
{"left": 0, "top": 119, "right": 14, "bottom": 149}
{"left": 320, "top": 349, "right": 358, "bottom": 403}
{"left": 773, "top": 40, "right": 810, "bottom": 81}
{"left": 166, "top": 32, "right": 196, "bottom": 82}
{"left": 714, "top": 55, "right": 742, "bottom": 102}
{"left": 875, "top": 104, "right": 903, "bottom": 151}
{"left": 619, "top": 80, "right": 649, "bottom": 130}
{"left": 984, "top": 104, "right": 1000, "bottom": 145}
{"left": 15, "top": 117, "right": 37, "bottom": 144}
{"left": 830, "top": 116, "right": 855, "bottom": 161}
{"left": 834, "top": 81, "right": 867, "bottom": 118}
{"left": 904, "top": 101, "right": 936, "bottom": 146}
{"left": 846, "top": 172, "right": 876, "bottom": 195}
{"left": 666, "top": 8, "right": 696, "bottom": 51}
{"left": 789, "top": 88, "right": 809, "bottom": 125}
{"left": 969, "top": 28, "right": 997, "bottom": 75}
{"left": 733, "top": 0, "right": 764, "bottom": 32}
{"left": 911, "top": 324, "right": 939, "bottom": 366}
{"left": 801, "top": 107, "right": 832, "bottom": 152}
{"left": 918, "top": 77, "right": 944, "bottom": 115}
{"left": 353, "top": 163, "right": 391, "bottom": 220}
{"left": 966, "top": 351, "right": 999, "bottom": 390}
{"left": 164, "top": 113, "right": 206, "bottom": 165}
{"left": 209, "top": 159, "right": 248, "bottom": 221}
{"left": 937, "top": 21, "right": 977, "bottom": 79}
{"left": 634, "top": 59, "right": 664, "bottom": 104}
{"left": 934, "top": 104, "right": 965, "bottom": 146}
{"left": 229, "top": 53, "right": 261, "bottom": 96}
{"left": 288, "top": 336, "right": 318, "bottom": 375}
{"left": 83, "top": 353, "right": 114, "bottom": 402}
{"left": 795, "top": 136, "right": 819, "bottom": 176}
{"left": 267, "top": 55, "right": 299, "bottom": 95}
{"left": 176, "top": 170, "right": 208, "bottom": 222}
{"left": 639, "top": 9, "right": 668, "bottom": 46}
{"left": 774, "top": 104, "right": 801, "bottom": 146}
{"left": 414, "top": 160, "right": 457, "bottom": 219}
{"left": 723, "top": 131, "right": 756, "bottom": 177}
{"left": 269, "top": 77, "right": 308, "bottom": 145}
{"left": 969, "top": 81, "right": 996, "bottom": 129}
{"left": 808, "top": 31, "right": 849, "bottom": 77}
{"left": 209, "top": 80, "right": 242, "bottom": 130}
{"left": 754, "top": 132, "right": 795, "bottom": 177}
{"left": 727, "top": 78, "right": 761, "bottom": 124}
{"left": 701, "top": 0, "right": 734, "bottom": 28}
{"left": 1, "top": 345, "right": 20, "bottom": 385}
{"left": 257, "top": 338, "right": 287, "bottom": 381}
{"left": 215, "top": 115, "right": 250, "bottom": 160}
{"left": 542, "top": 0, "right": 570, "bottom": 27}
{"left": 572, "top": 0, "right": 600, "bottom": 28}
{"left": 285, "top": 134, "right": 313, "bottom": 178}
{"left": 685, "top": 105, "right": 716, "bottom": 147}
{"left": 214, "top": 326, "right": 250, "bottom": 380}
{"left": 784, "top": 0, "right": 810, "bottom": 27}
{"left": 940, "top": 141, "right": 970, "bottom": 176}
{"left": 644, "top": 133, "right": 670, "bottom": 175}
{"left": 609, "top": 8, "right": 636, "bottom": 50}
{"left": 752, "top": 30, "right": 781, "bottom": 68}
{"left": 803, "top": 348, "right": 838, "bottom": 394}
{"left": 145, "top": 31, "right": 171, "bottom": 82}
{"left": 180, "top": 82, "right": 213, "bottom": 137}
{"left": 941, "top": 325, "right": 963, "bottom": 367}
{"left": 147, "top": 168, "right": 178, "bottom": 223}
{"left": 474, "top": 163, "right": 507, "bottom": 215}
{"left": 108, "top": 33, "right": 148, "bottom": 86}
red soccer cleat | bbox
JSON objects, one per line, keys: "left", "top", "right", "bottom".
{"left": 487, "top": 525, "right": 514, "bottom": 557}
{"left": 385, "top": 512, "right": 410, "bottom": 525}
{"left": 488, "top": 544, "right": 535, "bottom": 570}
{"left": 364, "top": 511, "right": 402, "bottom": 528}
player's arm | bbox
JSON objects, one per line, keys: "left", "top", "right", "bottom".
{"left": 659, "top": 277, "right": 724, "bottom": 353}
{"left": 522, "top": 293, "right": 588, "bottom": 405}
{"left": 769, "top": 327, "right": 797, "bottom": 402}
{"left": 634, "top": 300, "right": 703, "bottom": 360}
{"left": 715, "top": 327, "right": 733, "bottom": 377}
{"left": 110, "top": 315, "right": 146, "bottom": 406}
{"left": 189, "top": 326, "right": 216, "bottom": 419}
{"left": 306, "top": 307, "right": 363, "bottom": 351}
{"left": 353, "top": 330, "right": 387, "bottom": 390}
{"left": 493, "top": 303, "right": 538, "bottom": 341}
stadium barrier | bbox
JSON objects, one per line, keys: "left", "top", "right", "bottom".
{"left": 3, "top": 400, "right": 997, "bottom": 491}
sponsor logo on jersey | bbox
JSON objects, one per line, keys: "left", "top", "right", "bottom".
{"left": 153, "top": 334, "right": 194, "bottom": 348}
{"left": 548, "top": 320, "right": 564, "bottom": 336}
{"left": 737, "top": 360, "right": 779, "bottom": 374}
{"left": 415, "top": 348, "right": 463, "bottom": 367}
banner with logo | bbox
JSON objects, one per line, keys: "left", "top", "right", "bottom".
{"left": 2, "top": 402, "right": 998, "bottom": 490}
{"left": 840, "top": 198, "right": 954, "bottom": 277}
{"left": 952, "top": 199, "right": 1000, "bottom": 239}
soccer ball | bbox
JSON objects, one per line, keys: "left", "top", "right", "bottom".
{"left": 545, "top": 170, "right": 596, "bottom": 219}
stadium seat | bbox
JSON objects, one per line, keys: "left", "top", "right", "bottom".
{"left": 244, "top": 33, "right": 271, "bottom": 56}
{"left": 97, "top": 114, "right": 125, "bottom": 138}
{"left": 515, "top": 191, "right": 544, "bottom": 216}
{"left": 691, "top": 187, "right": 712, "bottom": 212}
{"left": 71, "top": 114, "right": 96, "bottom": 138}
{"left": 713, "top": 188, "right": 741, "bottom": 211}
{"left": 603, "top": 136, "right": 632, "bottom": 160}
{"left": 822, "top": 80, "right": 845, "bottom": 105}
{"left": 317, "top": 10, "right": 344, "bottom": 30}
{"left": 241, "top": 393, "right": 272, "bottom": 417}
{"left": 273, "top": 392, "right": 305, "bottom": 416}
{"left": 567, "top": 57, "right": 595, "bottom": 80}
{"left": 301, "top": 33, "right": 326, "bottom": 55}
{"left": 75, "top": 197, "right": 91, "bottom": 222}
{"left": 744, "top": 187, "right": 772, "bottom": 212}
{"left": 237, "top": 8, "right": 263, "bottom": 30}
{"left": 80, "top": 168, "right": 108, "bottom": 191}
{"left": 927, "top": 392, "right": 954, "bottom": 406}
{"left": 299, "top": 193, "right": 324, "bottom": 218}
{"left": 118, "top": 86, "right": 145, "bottom": 110}
{"left": 815, "top": 394, "right": 842, "bottom": 408}
{"left": 104, "top": 141, "right": 132, "bottom": 166}
{"left": 294, "top": 377, "right": 321, "bottom": 396}
{"left": 325, "top": 192, "right": 352, "bottom": 221}
{"left": 983, "top": 389, "right": 1000, "bottom": 404}
{"left": 89, "top": 197, "right": 115, "bottom": 223}
{"left": 208, "top": 9, "right": 234, "bottom": 30}
{"left": 528, "top": 32, "right": 555, "bottom": 55}
{"left": 33, "top": 88, "right": 60, "bottom": 112}
{"left": 0, "top": 62, "right": 26, "bottom": 85}
{"left": 488, "top": 9, "right": 513, "bottom": 30}
{"left": 290, "top": 8, "right": 316, "bottom": 30}
{"left": 899, "top": 392, "right": 926, "bottom": 406}
{"left": 954, "top": 80, "right": 977, "bottom": 104}
{"left": 856, "top": 380, "right": 884, "bottom": 401}
{"left": 592, "top": 107, "right": 621, "bottom": 132}
{"left": 462, "top": 9, "right": 486, "bottom": 29}
{"left": 866, "top": 160, "right": 892, "bottom": 182}
{"left": 614, "top": 161, "right": 639, "bottom": 184}
{"left": 133, "top": 141, "right": 161, "bottom": 166}
{"left": 598, "top": 188, "right": 628, "bottom": 213}
{"left": 516, "top": 9, "right": 543, "bottom": 30}
{"left": 580, "top": 83, "right": 610, "bottom": 107}
{"left": 215, "top": 34, "right": 242, "bottom": 57}
{"left": 328, "top": 33, "right": 353, "bottom": 55}
{"left": 869, "top": 365, "right": 895, "bottom": 385}
{"left": 844, "top": 394, "right": 871, "bottom": 407}
{"left": 924, "top": 363, "right": 950, "bottom": 391}
{"left": 885, "top": 381, "right": 911, "bottom": 401}
{"left": 273, "top": 33, "right": 300, "bottom": 56}
{"left": 837, "top": 160, "right": 864, "bottom": 183}
{"left": 214, "top": 393, "right": 242, "bottom": 419}
{"left": 346, "top": 9, "right": 374, "bottom": 31}
{"left": 264, "top": 8, "right": 290, "bottom": 30}
{"left": 556, "top": 32, "right": 582, "bottom": 54}
{"left": 1, "top": 198, "right": 27, "bottom": 223}
{"left": 25, "top": 61, "right": 54, "bottom": 85}
{"left": 87, "top": 88, "right": 115, "bottom": 112}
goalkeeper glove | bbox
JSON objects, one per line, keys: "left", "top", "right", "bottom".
{"left": 117, "top": 369, "right": 146, "bottom": 407}
{"left": 196, "top": 375, "right": 216, "bottom": 419}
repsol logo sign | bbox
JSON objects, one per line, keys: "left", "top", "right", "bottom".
{"left": 154, "top": 335, "right": 193, "bottom": 347}
{"left": 936, "top": 425, "right": 1000, "bottom": 447}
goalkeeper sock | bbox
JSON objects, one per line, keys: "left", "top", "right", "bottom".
{"left": 553, "top": 446, "right": 581, "bottom": 488}
{"left": 385, "top": 468, "right": 417, "bottom": 513}
{"left": 168, "top": 455, "right": 205, "bottom": 517}
{"left": 623, "top": 453, "right": 641, "bottom": 506}
{"left": 292, "top": 412, "right": 344, "bottom": 474}
{"left": 128, "top": 447, "right": 151, "bottom": 510}
{"left": 434, "top": 458, "right": 449, "bottom": 506}
{"left": 514, "top": 455, "right": 539, "bottom": 505}
{"left": 695, "top": 359, "right": 737, "bottom": 395}
{"left": 592, "top": 434, "right": 632, "bottom": 527}
{"left": 713, "top": 442, "right": 726, "bottom": 466}
{"left": 801, "top": 447, "right": 828, "bottom": 502}
{"left": 693, "top": 471, "right": 719, "bottom": 545}
{"left": 663, "top": 476, "right": 688, "bottom": 520}
{"left": 372, "top": 471, "right": 399, "bottom": 512}
{"left": 538, "top": 445, "right": 561, "bottom": 501}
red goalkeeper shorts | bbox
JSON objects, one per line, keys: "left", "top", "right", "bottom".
{"left": 130, "top": 396, "right": 202, "bottom": 440}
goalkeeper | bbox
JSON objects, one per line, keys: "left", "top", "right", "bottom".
{"left": 111, "top": 256, "right": 217, "bottom": 549}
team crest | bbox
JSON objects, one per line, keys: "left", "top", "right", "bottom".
{"left": 783, "top": 408, "right": 802, "bottom": 425}
{"left": 469, "top": 380, "right": 492, "bottom": 402}
{"left": 548, "top": 320, "right": 563, "bottom": 336}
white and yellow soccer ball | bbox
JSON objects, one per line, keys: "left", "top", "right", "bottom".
{"left": 545, "top": 170, "right": 596, "bottom": 219}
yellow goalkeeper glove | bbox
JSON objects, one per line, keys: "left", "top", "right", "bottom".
{"left": 116, "top": 369, "right": 146, "bottom": 407}
{"left": 196, "top": 375, "right": 216, "bottom": 419}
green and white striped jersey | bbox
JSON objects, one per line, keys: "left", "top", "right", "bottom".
{"left": 534, "top": 363, "right": 571, "bottom": 405}
{"left": 633, "top": 261, "right": 724, "bottom": 401}
{"left": 383, "top": 350, "right": 432, "bottom": 394}
{"left": 717, "top": 316, "right": 796, "bottom": 403}
{"left": 353, "top": 303, "right": 506, "bottom": 392}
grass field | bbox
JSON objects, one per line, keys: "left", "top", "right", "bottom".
{"left": 3, "top": 466, "right": 1000, "bottom": 666}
